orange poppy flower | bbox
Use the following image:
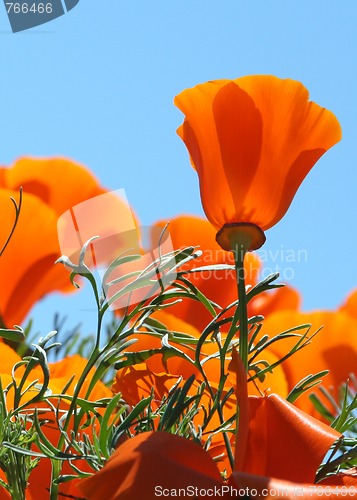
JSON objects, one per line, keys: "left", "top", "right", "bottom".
{"left": 0, "top": 157, "right": 106, "bottom": 328}
{"left": 0, "top": 157, "right": 107, "bottom": 217}
{"left": 0, "top": 343, "right": 112, "bottom": 498}
{"left": 258, "top": 308, "right": 357, "bottom": 415}
{"left": 77, "top": 431, "right": 227, "bottom": 500}
{"left": 249, "top": 283, "right": 300, "bottom": 319}
{"left": 339, "top": 289, "right": 357, "bottom": 321}
{"left": 240, "top": 393, "right": 340, "bottom": 483}
{"left": 229, "top": 348, "right": 340, "bottom": 482}
{"left": 112, "top": 363, "right": 236, "bottom": 435}
{"left": 175, "top": 76, "right": 342, "bottom": 251}
{"left": 112, "top": 363, "right": 182, "bottom": 409}
{"left": 229, "top": 352, "right": 357, "bottom": 498}
{"left": 0, "top": 188, "right": 69, "bottom": 328}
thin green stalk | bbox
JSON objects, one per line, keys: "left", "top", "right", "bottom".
{"left": 6, "top": 449, "right": 26, "bottom": 500}
{"left": 49, "top": 297, "right": 145, "bottom": 497}
{"left": 194, "top": 329, "right": 235, "bottom": 469}
{"left": 49, "top": 459, "right": 61, "bottom": 500}
{"left": 234, "top": 246, "right": 249, "bottom": 372}
{"left": 49, "top": 309, "right": 104, "bottom": 499}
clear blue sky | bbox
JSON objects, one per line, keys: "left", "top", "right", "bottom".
{"left": 0, "top": 1, "right": 356, "bottom": 336}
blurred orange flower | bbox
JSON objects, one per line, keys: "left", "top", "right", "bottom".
{"left": 0, "top": 342, "right": 112, "bottom": 498}
{"left": 112, "top": 362, "right": 236, "bottom": 473}
{"left": 0, "top": 157, "right": 107, "bottom": 217}
{"left": 0, "top": 157, "right": 106, "bottom": 328}
{"left": 339, "top": 289, "right": 357, "bottom": 321}
{"left": 256, "top": 306, "right": 357, "bottom": 416}
{"left": 175, "top": 76, "right": 341, "bottom": 251}
{"left": 249, "top": 283, "right": 300, "bottom": 319}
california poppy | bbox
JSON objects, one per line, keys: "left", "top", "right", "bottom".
{"left": 0, "top": 157, "right": 107, "bottom": 217}
{"left": 175, "top": 76, "right": 342, "bottom": 251}
{"left": 77, "top": 431, "right": 227, "bottom": 500}
{"left": 240, "top": 393, "right": 340, "bottom": 483}
{"left": 228, "top": 348, "right": 340, "bottom": 480}
{"left": 0, "top": 157, "right": 106, "bottom": 327}
{"left": 249, "top": 283, "right": 300, "bottom": 319}
{"left": 229, "top": 351, "right": 357, "bottom": 498}
{"left": 0, "top": 343, "right": 112, "bottom": 498}
{"left": 258, "top": 308, "right": 357, "bottom": 415}
{"left": 339, "top": 289, "right": 357, "bottom": 321}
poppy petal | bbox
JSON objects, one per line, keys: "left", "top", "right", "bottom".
{"left": 77, "top": 431, "right": 223, "bottom": 500}
{"left": 242, "top": 393, "right": 341, "bottom": 483}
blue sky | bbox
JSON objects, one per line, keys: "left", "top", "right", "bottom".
{"left": 0, "top": 1, "right": 356, "bottom": 336}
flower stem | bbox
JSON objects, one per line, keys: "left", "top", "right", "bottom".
{"left": 50, "top": 459, "right": 61, "bottom": 500}
{"left": 234, "top": 245, "right": 249, "bottom": 372}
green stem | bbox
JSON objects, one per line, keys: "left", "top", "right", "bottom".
{"left": 50, "top": 459, "right": 61, "bottom": 500}
{"left": 234, "top": 246, "right": 249, "bottom": 372}
{"left": 49, "top": 308, "right": 104, "bottom": 499}
{"left": 48, "top": 301, "right": 141, "bottom": 497}
{"left": 7, "top": 450, "right": 26, "bottom": 500}
{"left": 196, "top": 357, "right": 235, "bottom": 470}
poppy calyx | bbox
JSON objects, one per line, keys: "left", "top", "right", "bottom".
{"left": 216, "top": 222, "right": 266, "bottom": 252}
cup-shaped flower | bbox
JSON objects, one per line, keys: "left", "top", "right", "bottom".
{"left": 175, "top": 76, "right": 342, "bottom": 251}
{"left": 258, "top": 308, "right": 357, "bottom": 416}
{"left": 0, "top": 157, "right": 106, "bottom": 327}
{"left": 0, "top": 343, "right": 112, "bottom": 498}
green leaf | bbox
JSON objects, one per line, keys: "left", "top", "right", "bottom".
{"left": 309, "top": 393, "right": 335, "bottom": 422}
{"left": 0, "top": 327, "right": 25, "bottom": 341}
{"left": 98, "top": 393, "right": 125, "bottom": 458}
{"left": 183, "top": 263, "right": 235, "bottom": 273}
{"left": 287, "top": 371, "right": 329, "bottom": 403}
{"left": 102, "top": 253, "right": 142, "bottom": 285}
{"left": 113, "top": 397, "right": 152, "bottom": 440}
